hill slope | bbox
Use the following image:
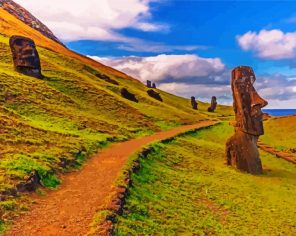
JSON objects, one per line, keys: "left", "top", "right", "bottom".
{"left": 0, "top": 2, "right": 233, "bottom": 229}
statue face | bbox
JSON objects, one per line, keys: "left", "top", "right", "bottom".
{"left": 231, "top": 66, "right": 268, "bottom": 136}
{"left": 9, "top": 36, "right": 41, "bottom": 73}
{"left": 211, "top": 96, "right": 217, "bottom": 108}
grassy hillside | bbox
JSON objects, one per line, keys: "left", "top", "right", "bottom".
{"left": 261, "top": 116, "right": 296, "bottom": 154}
{"left": 115, "top": 123, "right": 296, "bottom": 235}
{"left": 0, "top": 7, "right": 233, "bottom": 226}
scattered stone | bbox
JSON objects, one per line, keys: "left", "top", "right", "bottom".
{"left": 191, "top": 96, "right": 198, "bottom": 110}
{"left": 9, "top": 35, "right": 42, "bottom": 78}
{"left": 83, "top": 65, "right": 119, "bottom": 85}
{"left": 207, "top": 96, "right": 217, "bottom": 112}
{"left": 146, "top": 80, "right": 152, "bottom": 88}
{"left": 120, "top": 88, "right": 138, "bottom": 102}
{"left": 16, "top": 170, "right": 41, "bottom": 192}
{"left": 95, "top": 73, "right": 119, "bottom": 85}
{"left": 225, "top": 66, "right": 268, "bottom": 174}
{"left": 147, "top": 89, "right": 162, "bottom": 102}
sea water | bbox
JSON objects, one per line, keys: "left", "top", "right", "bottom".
{"left": 263, "top": 109, "right": 296, "bottom": 117}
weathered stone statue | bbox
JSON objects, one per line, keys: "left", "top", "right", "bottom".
{"left": 208, "top": 96, "right": 217, "bottom": 112}
{"left": 147, "top": 89, "right": 162, "bottom": 102}
{"left": 225, "top": 66, "right": 268, "bottom": 174}
{"left": 152, "top": 83, "right": 156, "bottom": 89}
{"left": 121, "top": 88, "right": 138, "bottom": 102}
{"left": 9, "top": 35, "right": 42, "bottom": 78}
{"left": 191, "top": 96, "right": 198, "bottom": 110}
{"left": 146, "top": 80, "right": 152, "bottom": 88}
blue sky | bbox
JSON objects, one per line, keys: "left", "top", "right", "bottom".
{"left": 15, "top": 0, "right": 296, "bottom": 108}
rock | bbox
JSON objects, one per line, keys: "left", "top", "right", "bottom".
{"left": 152, "top": 83, "right": 156, "bottom": 89}
{"left": 9, "top": 35, "right": 42, "bottom": 78}
{"left": 146, "top": 80, "right": 152, "bottom": 88}
{"left": 120, "top": 88, "right": 138, "bottom": 102}
{"left": 207, "top": 96, "right": 217, "bottom": 112}
{"left": 191, "top": 96, "right": 198, "bottom": 110}
{"left": 16, "top": 170, "right": 41, "bottom": 192}
{"left": 147, "top": 89, "right": 162, "bottom": 102}
{"left": 225, "top": 66, "right": 268, "bottom": 174}
{"left": 95, "top": 73, "right": 119, "bottom": 85}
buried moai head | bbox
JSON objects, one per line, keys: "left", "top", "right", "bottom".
{"left": 191, "top": 96, "right": 198, "bottom": 110}
{"left": 208, "top": 96, "right": 217, "bottom": 112}
{"left": 147, "top": 89, "right": 162, "bottom": 102}
{"left": 225, "top": 66, "right": 268, "bottom": 175}
{"left": 121, "top": 88, "right": 138, "bottom": 102}
{"left": 231, "top": 66, "right": 268, "bottom": 136}
{"left": 9, "top": 35, "right": 42, "bottom": 78}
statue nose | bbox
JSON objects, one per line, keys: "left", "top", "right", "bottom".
{"left": 251, "top": 90, "right": 268, "bottom": 108}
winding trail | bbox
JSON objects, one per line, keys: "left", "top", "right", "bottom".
{"left": 258, "top": 141, "right": 296, "bottom": 164}
{"left": 6, "top": 121, "right": 217, "bottom": 236}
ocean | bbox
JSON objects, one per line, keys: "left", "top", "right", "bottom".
{"left": 263, "top": 109, "right": 296, "bottom": 117}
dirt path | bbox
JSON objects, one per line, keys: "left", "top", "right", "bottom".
{"left": 6, "top": 121, "right": 217, "bottom": 236}
{"left": 258, "top": 141, "right": 296, "bottom": 164}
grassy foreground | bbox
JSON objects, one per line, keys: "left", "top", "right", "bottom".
{"left": 115, "top": 123, "right": 296, "bottom": 235}
{"left": 261, "top": 116, "right": 296, "bottom": 154}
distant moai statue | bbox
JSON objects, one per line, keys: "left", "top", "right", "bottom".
{"left": 147, "top": 89, "right": 162, "bottom": 102}
{"left": 9, "top": 35, "right": 42, "bottom": 78}
{"left": 225, "top": 66, "right": 268, "bottom": 175}
{"left": 207, "top": 96, "right": 217, "bottom": 112}
{"left": 121, "top": 88, "right": 138, "bottom": 102}
{"left": 152, "top": 83, "right": 156, "bottom": 89}
{"left": 191, "top": 96, "right": 198, "bottom": 110}
{"left": 146, "top": 80, "right": 152, "bottom": 88}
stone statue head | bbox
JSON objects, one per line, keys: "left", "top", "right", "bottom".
{"left": 211, "top": 96, "right": 217, "bottom": 109}
{"left": 9, "top": 35, "right": 42, "bottom": 78}
{"left": 231, "top": 66, "right": 268, "bottom": 136}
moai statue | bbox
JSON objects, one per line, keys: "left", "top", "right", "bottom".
{"left": 147, "top": 89, "right": 162, "bottom": 102}
{"left": 152, "top": 83, "right": 156, "bottom": 89}
{"left": 191, "top": 96, "right": 198, "bottom": 110}
{"left": 146, "top": 80, "right": 152, "bottom": 88}
{"left": 207, "top": 96, "right": 217, "bottom": 112}
{"left": 121, "top": 88, "right": 138, "bottom": 102}
{"left": 225, "top": 66, "right": 268, "bottom": 174}
{"left": 9, "top": 35, "right": 42, "bottom": 78}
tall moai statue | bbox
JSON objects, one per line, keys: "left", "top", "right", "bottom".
{"left": 9, "top": 35, "right": 42, "bottom": 78}
{"left": 225, "top": 66, "right": 268, "bottom": 174}
{"left": 191, "top": 96, "right": 198, "bottom": 110}
{"left": 152, "top": 83, "right": 156, "bottom": 89}
{"left": 146, "top": 80, "right": 152, "bottom": 88}
{"left": 208, "top": 96, "right": 217, "bottom": 112}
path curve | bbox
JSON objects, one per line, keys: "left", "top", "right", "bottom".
{"left": 6, "top": 121, "right": 217, "bottom": 236}
{"left": 258, "top": 141, "right": 296, "bottom": 164}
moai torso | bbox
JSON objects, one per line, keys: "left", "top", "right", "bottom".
{"left": 225, "top": 66, "right": 268, "bottom": 174}
{"left": 208, "top": 96, "right": 217, "bottom": 112}
{"left": 191, "top": 96, "right": 198, "bottom": 110}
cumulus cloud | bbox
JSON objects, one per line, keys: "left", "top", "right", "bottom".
{"left": 89, "top": 54, "right": 227, "bottom": 83}
{"left": 159, "top": 83, "right": 232, "bottom": 105}
{"left": 237, "top": 29, "right": 296, "bottom": 60}
{"left": 14, "top": 0, "right": 169, "bottom": 41}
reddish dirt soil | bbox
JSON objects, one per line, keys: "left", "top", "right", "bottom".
{"left": 6, "top": 121, "right": 216, "bottom": 236}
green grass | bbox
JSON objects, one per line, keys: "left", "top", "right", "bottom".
{"left": 0, "top": 30, "right": 233, "bottom": 229}
{"left": 261, "top": 116, "right": 296, "bottom": 153}
{"left": 115, "top": 123, "right": 296, "bottom": 235}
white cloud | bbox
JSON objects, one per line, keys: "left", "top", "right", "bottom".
{"left": 158, "top": 82, "right": 232, "bottom": 104}
{"left": 89, "top": 54, "right": 226, "bottom": 82}
{"left": 14, "top": 0, "right": 167, "bottom": 41}
{"left": 237, "top": 29, "right": 296, "bottom": 60}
